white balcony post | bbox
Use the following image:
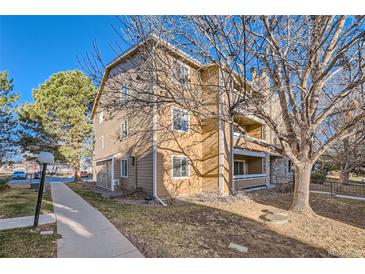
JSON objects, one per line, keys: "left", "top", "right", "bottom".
{"left": 265, "top": 153, "right": 270, "bottom": 187}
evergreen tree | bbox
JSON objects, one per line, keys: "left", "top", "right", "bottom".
{"left": 0, "top": 71, "right": 19, "bottom": 164}
{"left": 18, "top": 70, "right": 96, "bottom": 180}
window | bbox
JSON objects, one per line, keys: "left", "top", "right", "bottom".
{"left": 121, "top": 85, "right": 128, "bottom": 99}
{"left": 120, "top": 159, "right": 128, "bottom": 178}
{"left": 99, "top": 111, "right": 104, "bottom": 124}
{"left": 172, "top": 156, "right": 189, "bottom": 178}
{"left": 120, "top": 120, "right": 128, "bottom": 140}
{"left": 174, "top": 61, "right": 189, "bottom": 84}
{"left": 172, "top": 108, "right": 189, "bottom": 132}
{"left": 99, "top": 136, "right": 104, "bottom": 149}
{"left": 288, "top": 160, "right": 293, "bottom": 173}
{"left": 234, "top": 160, "right": 245, "bottom": 176}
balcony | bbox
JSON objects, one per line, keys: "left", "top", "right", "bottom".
{"left": 233, "top": 114, "right": 268, "bottom": 152}
{"left": 233, "top": 149, "right": 268, "bottom": 189}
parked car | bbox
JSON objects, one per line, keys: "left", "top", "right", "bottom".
{"left": 11, "top": 170, "right": 27, "bottom": 180}
{"left": 80, "top": 171, "right": 89, "bottom": 178}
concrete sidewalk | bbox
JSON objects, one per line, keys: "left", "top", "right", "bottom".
{"left": 0, "top": 214, "right": 55, "bottom": 231}
{"left": 50, "top": 183, "right": 144, "bottom": 258}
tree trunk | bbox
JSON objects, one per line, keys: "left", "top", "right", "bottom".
{"left": 339, "top": 169, "right": 350, "bottom": 184}
{"left": 74, "top": 162, "right": 81, "bottom": 182}
{"left": 289, "top": 162, "right": 314, "bottom": 214}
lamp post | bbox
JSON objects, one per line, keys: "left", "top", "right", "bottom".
{"left": 33, "top": 151, "right": 54, "bottom": 228}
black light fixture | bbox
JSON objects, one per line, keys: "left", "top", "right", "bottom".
{"left": 33, "top": 151, "right": 54, "bottom": 228}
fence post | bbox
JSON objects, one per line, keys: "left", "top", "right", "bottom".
{"left": 330, "top": 181, "right": 333, "bottom": 195}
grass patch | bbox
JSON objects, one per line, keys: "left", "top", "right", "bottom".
{"left": 66, "top": 182, "right": 342, "bottom": 258}
{"left": 0, "top": 185, "right": 53, "bottom": 219}
{"left": 0, "top": 224, "right": 57, "bottom": 258}
{"left": 253, "top": 190, "right": 365, "bottom": 229}
{"left": 0, "top": 183, "right": 57, "bottom": 258}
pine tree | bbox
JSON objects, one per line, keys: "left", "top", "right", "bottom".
{"left": 18, "top": 70, "right": 96, "bottom": 180}
{"left": 0, "top": 71, "right": 19, "bottom": 164}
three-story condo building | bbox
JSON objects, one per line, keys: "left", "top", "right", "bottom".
{"left": 91, "top": 35, "right": 292, "bottom": 201}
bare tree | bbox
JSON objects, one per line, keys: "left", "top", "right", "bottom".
{"left": 322, "top": 94, "right": 365, "bottom": 184}
{"left": 84, "top": 16, "right": 365, "bottom": 213}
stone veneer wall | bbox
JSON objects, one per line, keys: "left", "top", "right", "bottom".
{"left": 270, "top": 156, "right": 292, "bottom": 184}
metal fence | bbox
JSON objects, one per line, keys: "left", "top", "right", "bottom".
{"left": 310, "top": 180, "right": 365, "bottom": 198}
{"left": 273, "top": 174, "right": 365, "bottom": 198}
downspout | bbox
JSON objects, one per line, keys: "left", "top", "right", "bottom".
{"left": 111, "top": 157, "right": 115, "bottom": 191}
{"left": 230, "top": 118, "right": 235, "bottom": 194}
{"left": 218, "top": 69, "right": 225, "bottom": 195}
{"left": 230, "top": 82, "right": 235, "bottom": 194}
{"left": 151, "top": 45, "right": 167, "bottom": 207}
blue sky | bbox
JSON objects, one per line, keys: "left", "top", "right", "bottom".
{"left": 0, "top": 16, "right": 126, "bottom": 104}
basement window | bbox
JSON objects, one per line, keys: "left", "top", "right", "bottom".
{"left": 172, "top": 156, "right": 189, "bottom": 178}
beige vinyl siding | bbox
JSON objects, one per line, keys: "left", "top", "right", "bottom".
{"left": 93, "top": 52, "right": 154, "bottom": 193}
{"left": 155, "top": 104, "right": 203, "bottom": 198}
{"left": 113, "top": 152, "right": 152, "bottom": 194}
{"left": 135, "top": 152, "right": 153, "bottom": 194}
{"left": 201, "top": 118, "right": 219, "bottom": 192}
{"left": 100, "top": 149, "right": 153, "bottom": 195}
{"left": 200, "top": 66, "right": 220, "bottom": 193}
{"left": 92, "top": 46, "right": 281, "bottom": 196}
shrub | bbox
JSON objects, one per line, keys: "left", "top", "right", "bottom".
{"left": 311, "top": 171, "right": 328, "bottom": 184}
{"left": 275, "top": 182, "right": 294, "bottom": 193}
{"left": 0, "top": 178, "right": 10, "bottom": 192}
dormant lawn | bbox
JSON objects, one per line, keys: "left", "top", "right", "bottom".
{"left": 0, "top": 183, "right": 57, "bottom": 258}
{"left": 67, "top": 182, "right": 365, "bottom": 258}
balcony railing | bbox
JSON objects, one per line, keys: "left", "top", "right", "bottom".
{"left": 234, "top": 173, "right": 267, "bottom": 180}
{"left": 233, "top": 131, "right": 267, "bottom": 142}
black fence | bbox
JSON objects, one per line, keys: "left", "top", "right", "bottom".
{"left": 310, "top": 180, "right": 365, "bottom": 198}
{"left": 274, "top": 175, "right": 365, "bottom": 198}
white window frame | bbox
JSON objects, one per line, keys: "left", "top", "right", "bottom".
{"left": 121, "top": 84, "right": 128, "bottom": 99}
{"left": 120, "top": 120, "right": 128, "bottom": 140}
{"left": 120, "top": 158, "right": 128, "bottom": 178}
{"left": 99, "top": 136, "right": 104, "bottom": 150}
{"left": 171, "top": 107, "right": 189, "bottom": 133}
{"left": 174, "top": 60, "right": 189, "bottom": 85}
{"left": 99, "top": 111, "right": 104, "bottom": 124}
{"left": 171, "top": 155, "right": 190, "bottom": 179}
{"left": 234, "top": 160, "right": 246, "bottom": 176}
